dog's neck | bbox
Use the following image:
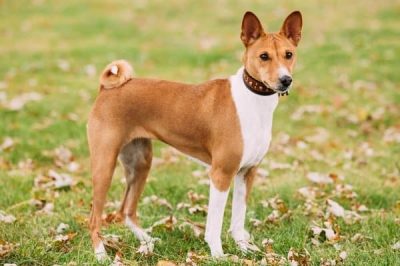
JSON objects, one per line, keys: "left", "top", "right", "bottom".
{"left": 242, "top": 69, "right": 289, "bottom": 97}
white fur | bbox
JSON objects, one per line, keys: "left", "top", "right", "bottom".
{"left": 230, "top": 173, "right": 249, "bottom": 241}
{"left": 278, "top": 65, "right": 291, "bottom": 78}
{"left": 230, "top": 67, "right": 279, "bottom": 169}
{"left": 110, "top": 65, "right": 118, "bottom": 75}
{"left": 94, "top": 242, "right": 108, "bottom": 261}
{"left": 205, "top": 181, "right": 230, "bottom": 257}
{"left": 125, "top": 216, "right": 152, "bottom": 243}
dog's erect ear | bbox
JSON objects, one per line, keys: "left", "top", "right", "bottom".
{"left": 241, "top": 11, "right": 264, "bottom": 46}
{"left": 280, "top": 11, "right": 302, "bottom": 46}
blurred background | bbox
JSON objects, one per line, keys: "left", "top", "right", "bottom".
{"left": 0, "top": 0, "right": 399, "bottom": 265}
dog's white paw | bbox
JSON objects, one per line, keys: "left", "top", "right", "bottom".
{"left": 137, "top": 237, "right": 160, "bottom": 255}
{"left": 210, "top": 247, "right": 225, "bottom": 258}
{"left": 231, "top": 229, "right": 260, "bottom": 253}
{"left": 236, "top": 240, "right": 261, "bottom": 253}
{"left": 205, "top": 236, "right": 225, "bottom": 258}
{"left": 94, "top": 242, "right": 110, "bottom": 262}
{"left": 231, "top": 228, "right": 251, "bottom": 242}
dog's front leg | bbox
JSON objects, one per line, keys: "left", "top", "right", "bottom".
{"left": 205, "top": 167, "right": 233, "bottom": 257}
{"left": 229, "top": 167, "right": 258, "bottom": 252}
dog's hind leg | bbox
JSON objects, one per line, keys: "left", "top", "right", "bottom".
{"left": 118, "top": 138, "right": 154, "bottom": 244}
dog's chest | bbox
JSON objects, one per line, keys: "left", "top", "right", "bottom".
{"left": 230, "top": 68, "right": 279, "bottom": 169}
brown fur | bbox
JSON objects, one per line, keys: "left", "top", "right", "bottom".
{"left": 244, "top": 167, "right": 257, "bottom": 201}
{"left": 241, "top": 11, "right": 302, "bottom": 89}
{"left": 87, "top": 76, "right": 242, "bottom": 249}
{"left": 87, "top": 10, "right": 302, "bottom": 254}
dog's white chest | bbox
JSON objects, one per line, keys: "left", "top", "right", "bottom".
{"left": 230, "top": 68, "right": 279, "bottom": 169}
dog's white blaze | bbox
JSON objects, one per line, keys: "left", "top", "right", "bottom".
{"left": 125, "top": 216, "right": 152, "bottom": 243}
{"left": 205, "top": 181, "right": 229, "bottom": 257}
{"left": 94, "top": 242, "right": 108, "bottom": 261}
{"left": 278, "top": 65, "right": 291, "bottom": 78}
{"left": 230, "top": 67, "right": 278, "bottom": 168}
{"left": 230, "top": 174, "right": 249, "bottom": 242}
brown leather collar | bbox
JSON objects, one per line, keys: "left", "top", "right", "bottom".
{"left": 242, "top": 69, "right": 289, "bottom": 96}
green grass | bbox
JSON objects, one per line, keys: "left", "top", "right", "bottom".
{"left": 1, "top": 0, "right": 399, "bottom": 265}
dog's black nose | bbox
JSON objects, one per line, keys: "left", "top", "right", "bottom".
{"left": 280, "top": 75, "right": 292, "bottom": 87}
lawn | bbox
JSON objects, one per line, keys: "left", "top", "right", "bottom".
{"left": 0, "top": 0, "right": 399, "bottom": 265}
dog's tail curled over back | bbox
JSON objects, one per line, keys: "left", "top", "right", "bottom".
{"left": 99, "top": 60, "right": 134, "bottom": 90}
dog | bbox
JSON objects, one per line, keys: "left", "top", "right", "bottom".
{"left": 87, "top": 10, "right": 302, "bottom": 260}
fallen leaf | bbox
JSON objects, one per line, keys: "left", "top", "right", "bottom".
{"left": 0, "top": 137, "right": 14, "bottom": 152}
{"left": 110, "top": 252, "right": 125, "bottom": 266}
{"left": 0, "top": 241, "right": 18, "bottom": 258}
{"left": 307, "top": 172, "right": 333, "bottom": 185}
{"left": 250, "top": 218, "right": 263, "bottom": 228}
{"left": 142, "top": 195, "right": 173, "bottom": 210}
{"left": 185, "top": 251, "right": 207, "bottom": 265}
{"left": 179, "top": 220, "right": 205, "bottom": 237}
{"left": 0, "top": 211, "right": 16, "bottom": 223}
{"left": 392, "top": 241, "right": 400, "bottom": 250}
{"left": 5, "top": 92, "right": 42, "bottom": 110}
{"left": 146, "top": 215, "right": 177, "bottom": 233}
{"left": 188, "top": 204, "right": 208, "bottom": 215}
{"left": 287, "top": 247, "right": 311, "bottom": 266}
{"left": 187, "top": 190, "right": 207, "bottom": 204}
{"left": 56, "top": 223, "right": 69, "bottom": 233}
{"left": 327, "top": 199, "right": 345, "bottom": 217}
{"left": 156, "top": 260, "right": 177, "bottom": 266}
{"left": 137, "top": 240, "right": 155, "bottom": 256}
{"left": 84, "top": 64, "right": 97, "bottom": 77}
{"left": 100, "top": 234, "right": 123, "bottom": 251}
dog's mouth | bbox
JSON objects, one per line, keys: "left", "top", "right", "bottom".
{"left": 263, "top": 81, "right": 290, "bottom": 93}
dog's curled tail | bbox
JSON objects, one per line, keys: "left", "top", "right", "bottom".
{"left": 99, "top": 59, "right": 134, "bottom": 90}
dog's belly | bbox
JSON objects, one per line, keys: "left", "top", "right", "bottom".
{"left": 229, "top": 68, "right": 279, "bottom": 169}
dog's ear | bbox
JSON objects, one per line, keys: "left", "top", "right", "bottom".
{"left": 280, "top": 11, "right": 302, "bottom": 46}
{"left": 241, "top": 11, "right": 264, "bottom": 46}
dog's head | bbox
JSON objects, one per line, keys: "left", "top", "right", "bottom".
{"left": 241, "top": 11, "right": 302, "bottom": 93}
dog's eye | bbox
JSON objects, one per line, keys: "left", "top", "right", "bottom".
{"left": 260, "top": 53, "right": 269, "bottom": 61}
{"left": 285, "top": 51, "right": 293, "bottom": 59}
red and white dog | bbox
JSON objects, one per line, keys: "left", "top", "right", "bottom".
{"left": 87, "top": 11, "right": 302, "bottom": 260}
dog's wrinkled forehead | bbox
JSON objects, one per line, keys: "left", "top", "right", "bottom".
{"left": 250, "top": 33, "right": 296, "bottom": 56}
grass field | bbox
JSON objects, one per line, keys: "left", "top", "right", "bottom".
{"left": 1, "top": 0, "right": 399, "bottom": 265}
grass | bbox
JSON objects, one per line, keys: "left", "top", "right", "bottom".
{"left": 0, "top": 0, "right": 399, "bottom": 265}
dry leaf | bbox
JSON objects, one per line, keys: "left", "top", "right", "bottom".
{"left": 287, "top": 248, "right": 311, "bottom": 266}
{"left": 307, "top": 172, "right": 333, "bottom": 185}
{"left": 187, "top": 190, "right": 207, "bottom": 204}
{"left": 0, "top": 211, "right": 16, "bottom": 223}
{"left": 392, "top": 241, "right": 400, "bottom": 250}
{"left": 100, "top": 234, "right": 123, "bottom": 251}
{"left": 250, "top": 218, "right": 263, "bottom": 228}
{"left": 327, "top": 199, "right": 345, "bottom": 217}
{"left": 84, "top": 64, "right": 97, "bottom": 77}
{"left": 383, "top": 127, "right": 400, "bottom": 143}
{"left": 5, "top": 92, "right": 42, "bottom": 110}
{"left": 0, "top": 137, "right": 14, "bottom": 152}
{"left": 146, "top": 215, "right": 177, "bottom": 233}
{"left": 0, "top": 241, "right": 18, "bottom": 258}
{"left": 110, "top": 252, "right": 125, "bottom": 266}
{"left": 185, "top": 251, "right": 207, "bottom": 265}
{"left": 156, "top": 260, "right": 177, "bottom": 266}
{"left": 310, "top": 223, "right": 340, "bottom": 243}
{"left": 188, "top": 204, "right": 207, "bottom": 215}
{"left": 142, "top": 195, "right": 173, "bottom": 210}
{"left": 137, "top": 240, "right": 155, "bottom": 256}
{"left": 56, "top": 223, "right": 69, "bottom": 233}
{"left": 179, "top": 220, "right": 205, "bottom": 237}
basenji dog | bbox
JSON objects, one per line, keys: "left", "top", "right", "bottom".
{"left": 87, "top": 11, "right": 302, "bottom": 260}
